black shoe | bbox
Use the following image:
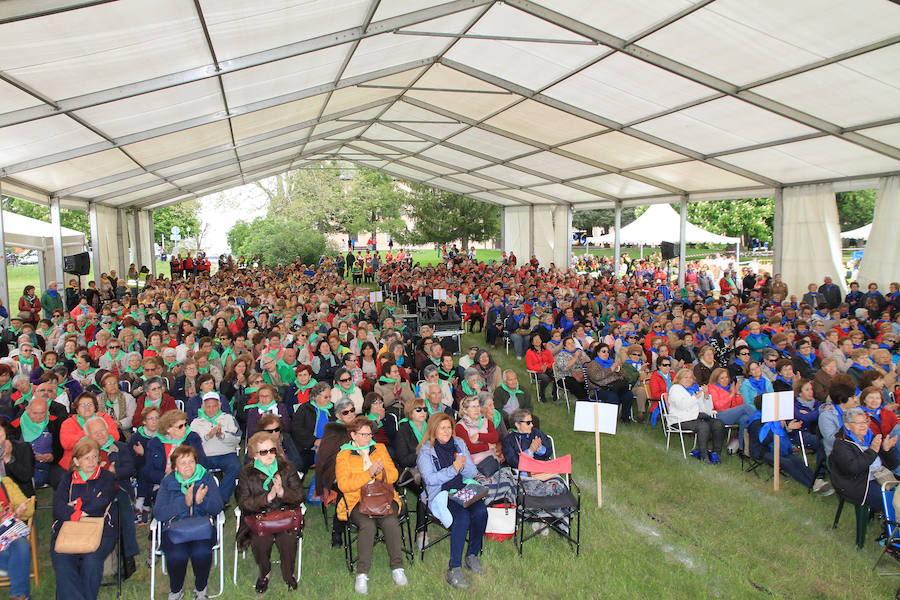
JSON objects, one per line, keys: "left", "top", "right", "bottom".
{"left": 255, "top": 576, "right": 269, "bottom": 594}
{"left": 331, "top": 532, "right": 343, "bottom": 548}
{"left": 122, "top": 556, "right": 137, "bottom": 580}
{"left": 286, "top": 576, "right": 298, "bottom": 590}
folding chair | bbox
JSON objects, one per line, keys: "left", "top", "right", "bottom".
{"left": 526, "top": 370, "right": 542, "bottom": 401}
{"left": 414, "top": 489, "right": 454, "bottom": 561}
{"left": 833, "top": 493, "right": 871, "bottom": 551}
{"left": 338, "top": 489, "right": 414, "bottom": 573}
{"left": 175, "top": 399, "right": 185, "bottom": 412}
{"left": 514, "top": 453, "right": 581, "bottom": 556}
{"left": 0, "top": 516, "right": 39, "bottom": 588}
{"left": 149, "top": 512, "right": 226, "bottom": 600}
{"left": 551, "top": 367, "right": 570, "bottom": 413}
{"left": 658, "top": 394, "right": 697, "bottom": 459}
{"left": 119, "top": 380, "right": 131, "bottom": 394}
{"left": 232, "top": 505, "right": 305, "bottom": 585}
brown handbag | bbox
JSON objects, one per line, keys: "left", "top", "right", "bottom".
{"left": 244, "top": 507, "right": 304, "bottom": 536}
{"left": 54, "top": 481, "right": 111, "bottom": 554}
{"left": 358, "top": 474, "right": 395, "bottom": 517}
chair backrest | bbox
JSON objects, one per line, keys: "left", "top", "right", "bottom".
{"left": 882, "top": 481, "right": 899, "bottom": 541}
{"left": 518, "top": 452, "right": 571, "bottom": 475}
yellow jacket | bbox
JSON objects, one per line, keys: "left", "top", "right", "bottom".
{"left": 0, "top": 476, "right": 34, "bottom": 520}
{"left": 335, "top": 443, "right": 399, "bottom": 521}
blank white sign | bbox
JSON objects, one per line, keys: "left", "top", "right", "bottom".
{"left": 573, "top": 401, "right": 618, "bottom": 434}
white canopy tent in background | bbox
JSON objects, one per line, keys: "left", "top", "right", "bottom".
{"left": 840, "top": 223, "right": 871, "bottom": 239}
{"left": 595, "top": 203, "right": 739, "bottom": 245}
{"left": 0, "top": 0, "right": 898, "bottom": 298}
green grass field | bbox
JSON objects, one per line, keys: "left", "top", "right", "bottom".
{"left": 25, "top": 326, "right": 898, "bottom": 599}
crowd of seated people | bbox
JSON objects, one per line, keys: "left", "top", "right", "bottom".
{"left": 1, "top": 249, "right": 899, "bottom": 598}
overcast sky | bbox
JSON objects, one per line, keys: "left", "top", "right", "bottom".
{"left": 197, "top": 183, "right": 268, "bottom": 254}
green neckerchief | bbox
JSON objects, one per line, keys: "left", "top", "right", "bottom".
{"left": 104, "top": 350, "right": 125, "bottom": 363}
{"left": 14, "top": 387, "right": 33, "bottom": 406}
{"left": 207, "top": 349, "right": 220, "bottom": 361}
{"left": 226, "top": 314, "right": 238, "bottom": 324}
{"left": 339, "top": 440, "right": 376, "bottom": 452}
{"left": 178, "top": 309, "right": 193, "bottom": 319}
{"left": 253, "top": 459, "right": 278, "bottom": 490}
{"left": 100, "top": 436, "right": 116, "bottom": 453}
{"left": 492, "top": 409, "right": 501, "bottom": 429}
{"left": 123, "top": 365, "right": 142, "bottom": 376}
{"left": 311, "top": 402, "right": 333, "bottom": 417}
{"left": 144, "top": 396, "right": 162, "bottom": 409}
{"left": 336, "top": 381, "right": 357, "bottom": 395}
{"left": 262, "top": 372, "right": 279, "bottom": 385}
{"left": 365, "top": 412, "right": 381, "bottom": 427}
{"left": 461, "top": 380, "right": 480, "bottom": 395}
{"left": 399, "top": 418, "right": 426, "bottom": 443}
{"left": 126, "top": 340, "right": 137, "bottom": 352}
{"left": 8, "top": 326, "right": 20, "bottom": 337}
{"left": 174, "top": 464, "right": 207, "bottom": 494}
{"left": 0, "top": 380, "right": 11, "bottom": 393}
{"left": 198, "top": 407, "right": 222, "bottom": 424}
{"left": 245, "top": 386, "right": 259, "bottom": 394}
{"left": 500, "top": 382, "right": 521, "bottom": 397}
{"left": 77, "top": 367, "right": 97, "bottom": 377}
{"left": 75, "top": 414, "right": 88, "bottom": 429}
{"left": 156, "top": 427, "right": 191, "bottom": 447}
{"left": 64, "top": 351, "right": 76, "bottom": 361}
{"left": 17, "top": 355, "right": 33, "bottom": 366}
{"left": 378, "top": 376, "right": 398, "bottom": 384}
{"left": 297, "top": 378, "right": 317, "bottom": 392}
{"left": 220, "top": 347, "right": 234, "bottom": 366}
{"left": 438, "top": 367, "right": 453, "bottom": 379}
{"left": 164, "top": 359, "right": 179, "bottom": 371}
{"left": 198, "top": 365, "right": 210, "bottom": 375}
{"left": 136, "top": 426, "right": 156, "bottom": 439}
{"left": 19, "top": 411, "right": 49, "bottom": 443}
{"left": 104, "top": 393, "right": 120, "bottom": 411}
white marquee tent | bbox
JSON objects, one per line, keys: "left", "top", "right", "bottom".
{"left": 840, "top": 223, "right": 871, "bottom": 240}
{"left": 594, "top": 203, "right": 739, "bottom": 246}
{"left": 0, "top": 0, "right": 899, "bottom": 300}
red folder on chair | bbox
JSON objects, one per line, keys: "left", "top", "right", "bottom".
{"left": 518, "top": 453, "right": 572, "bottom": 475}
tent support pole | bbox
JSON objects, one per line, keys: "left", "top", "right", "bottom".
{"left": 736, "top": 240, "right": 741, "bottom": 267}
{"left": 116, "top": 209, "right": 127, "bottom": 275}
{"left": 678, "top": 195, "right": 687, "bottom": 288}
{"left": 613, "top": 201, "right": 621, "bottom": 278}
{"left": 50, "top": 196, "right": 65, "bottom": 285}
{"left": 88, "top": 202, "right": 102, "bottom": 280}
{"left": 133, "top": 210, "right": 143, "bottom": 271}
{"left": 528, "top": 205, "right": 535, "bottom": 259}
{"left": 37, "top": 249, "right": 46, "bottom": 292}
{"left": 773, "top": 187, "right": 784, "bottom": 275}
{"left": 0, "top": 189, "right": 8, "bottom": 311}
{"left": 147, "top": 210, "right": 156, "bottom": 277}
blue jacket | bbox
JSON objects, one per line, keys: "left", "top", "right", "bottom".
{"left": 143, "top": 432, "right": 207, "bottom": 485}
{"left": 185, "top": 393, "right": 234, "bottom": 422}
{"left": 739, "top": 377, "right": 773, "bottom": 406}
{"left": 152, "top": 469, "right": 223, "bottom": 525}
{"left": 106, "top": 440, "right": 136, "bottom": 489}
{"left": 417, "top": 437, "right": 478, "bottom": 503}
{"left": 501, "top": 429, "right": 554, "bottom": 469}
{"left": 52, "top": 470, "right": 117, "bottom": 542}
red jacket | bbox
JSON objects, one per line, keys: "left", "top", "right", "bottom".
{"left": 131, "top": 393, "right": 178, "bottom": 429}
{"left": 526, "top": 348, "right": 553, "bottom": 373}
{"left": 456, "top": 421, "right": 498, "bottom": 456}
{"left": 18, "top": 296, "right": 41, "bottom": 321}
{"left": 60, "top": 413, "right": 120, "bottom": 470}
{"left": 648, "top": 370, "right": 670, "bottom": 401}
{"left": 868, "top": 407, "right": 899, "bottom": 438}
{"left": 709, "top": 383, "right": 742, "bottom": 411}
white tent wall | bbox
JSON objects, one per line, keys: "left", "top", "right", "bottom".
{"left": 137, "top": 210, "right": 154, "bottom": 271}
{"left": 781, "top": 184, "right": 845, "bottom": 296}
{"left": 126, "top": 213, "right": 137, "bottom": 269}
{"left": 857, "top": 176, "right": 900, "bottom": 288}
{"left": 94, "top": 204, "right": 123, "bottom": 277}
{"left": 532, "top": 206, "right": 554, "bottom": 266}
{"left": 553, "top": 205, "right": 571, "bottom": 268}
{"left": 503, "top": 206, "right": 531, "bottom": 262}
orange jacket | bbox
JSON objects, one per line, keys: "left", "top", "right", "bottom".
{"left": 335, "top": 443, "right": 398, "bottom": 520}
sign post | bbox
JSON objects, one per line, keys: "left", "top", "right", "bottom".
{"left": 574, "top": 401, "right": 618, "bottom": 508}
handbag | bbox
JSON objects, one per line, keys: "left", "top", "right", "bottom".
{"left": 476, "top": 455, "right": 500, "bottom": 477}
{"left": 163, "top": 512, "right": 215, "bottom": 544}
{"left": 54, "top": 481, "right": 110, "bottom": 555}
{"left": 449, "top": 482, "right": 488, "bottom": 508}
{"left": 485, "top": 503, "right": 516, "bottom": 542}
{"left": 244, "top": 506, "right": 304, "bottom": 536}
{"left": 358, "top": 474, "right": 395, "bottom": 517}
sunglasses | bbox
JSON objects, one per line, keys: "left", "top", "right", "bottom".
{"left": 660, "top": 363, "right": 671, "bottom": 367}
{"left": 338, "top": 377, "right": 352, "bottom": 383}
{"left": 256, "top": 447, "right": 277, "bottom": 456}
{"left": 264, "top": 427, "right": 281, "bottom": 434}
{"left": 518, "top": 420, "right": 533, "bottom": 425}
{"left": 413, "top": 406, "right": 427, "bottom": 413}
{"left": 174, "top": 423, "right": 186, "bottom": 429}
{"left": 738, "top": 352, "right": 750, "bottom": 356}
{"left": 340, "top": 408, "right": 356, "bottom": 416}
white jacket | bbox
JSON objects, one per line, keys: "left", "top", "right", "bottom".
{"left": 191, "top": 412, "right": 241, "bottom": 457}
{"left": 667, "top": 384, "right": 713, "bottom": 424}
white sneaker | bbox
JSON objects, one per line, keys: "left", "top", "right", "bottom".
{"left": 812, "top": 478, "right": 830, "bottom": 493}
{"left": 193, "top": 589, "right": 208, "bottom": 600}
{"left": 167, "top": 592, "right": 184, "bottom": 600}
{"left": 355, "top": 574, "right": 368, "bottom": 595}
{"left": 416, "top": 531, "right": 429, "bottom": 550}
{"left": 392, "top": 568, "right": 408, "bottom": 586}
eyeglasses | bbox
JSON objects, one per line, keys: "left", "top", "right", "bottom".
{"left": 263, "top": 427, "right": 281, "bottom": 434}
{"left": 413, "top": 406, "right": 427, "bottom": 413}
{"left": 340, "top": 408, "right": 356, "bottom": 416}
{"left": 338, "top": 377, "right": 352, "bottom": 383}
{"left": 355, "top": 432, "right": 373, "bottom": 438}
{"left": 765, "top": 359, "right": 776, "bottom": 363}
{"left": 518, "top": 420, "right": 533, "bottom": 425}
{"left": 738, "top": 351, "right": 750, "bottom": 356}
{"left": 256, "top": 447, "right": 277, "bottom": 456}
{"left": 659, "top": 363, "right": 671, "bottom": 367}
{"left": 174, "top": 423, "right": 186, "bottom": 429}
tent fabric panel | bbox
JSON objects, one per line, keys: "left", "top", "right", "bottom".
{"left": 532, "top": 0, "right": 697, "bottom": 40}
{"left": 781, "top": 183, "right": 845, "bottom": 296}
{"left": 322, "top": 85, "right": 400, "bottom": 116}
{"left": 544, "top": 53, "right": 716, "bottom": 124}
{"left": 169, "top": 165, "right": 241, "bottom": 188}
{"left": 74, "top": 173, "right": 162, "bottom": 198}
{"left": 753, "top": 45, "right": 900, "bottom": 128}
{"left": 503, "top": 206, "right": 531, "bottom": 260}
{"left": 104, "top": 183, "right": 176, "bottom": 207}
{"left": 559, "top": 132, "right": 685, "bottom": 170}
{"left": 235, "top": 129, "right": 310, "bottom": 158}
{"left": 229, "top": 96, "right": 326, "bottom": 141}
{"left": 532, "top": 205, "right": 555, "bottom": 265}
{"left": 392, "top": 156, "right": 455, "bottom": 175}
{"left": 121, "top": 121, "right": 234, "bottom": 166}
{"left": 575, "top": 174, "right": 666, "bottom": 198}
{"left": 449, "top": 172, "right": 502, "bottom": 190}
{"left": 446, "top": 128, "right": 536, "bottom": 160}
{"left": 510, "top": 151, "right": 600, "bottom": 179}
{"left": 0, "top": 114, "right": 104, "bottom": 168}
{"left": 372, "top": 0, "right": 448, "bottom": 22}
{"left": 1, "top": 210, "right": 86, "bottom": 252}
{"left": 552, "top": 204, "right": 570, "bottom": 268}
{"left": 420, "top": 145, "right": 492, "bottom": 170}
{"left": 633, "top": 96, "right": 818, "bottom": 155}
{"left": 0, "top": 79, "right": 43, "bottom": 113}
{"left": 632, "top": 161, "right": 758, "bottom": 191}
{"left": 424, "top": 177, "right": 477, "bottom": 195}
{"left": 474, "top": 165, "right": 549, "bottom": 188}
{"left": 527, "top": 183, "right": 596, "bottom": 203}
{"left": 857, "top": 177, "right": 900, "bottom": 288}
{"left": 341, "top": 31, "right": 449, "bottom": 81}
{"left": 1, "top": 0, "right": 208, "bottom": 100}
{"left": 858, "top": 123, "right": 900, "bottom": 149}
{"left": 471, "top": 192, "right": 517, "bottom": 206}
{"left": 137, "top": 210, "right": 154, "bottom": 269}
{"left": 484, "top": 100, "right": 606, "bottom": 146}
{"left": 94, "top": 204, "right": 123, "bottom": 276}
{"left": 12, "top": 149, "right": 138, "bottom": 193}
{"left": 496, "top": 188, "right": 558, "bottom": 204}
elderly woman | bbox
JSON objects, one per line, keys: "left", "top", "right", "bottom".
{"left": 331, "top": 367, "right": 365, "bottom": 413}
{"left": 191, "top": 392, "right": 242, "bottom": 504}
{"left": 812, "top": 358, "right": 837, "bottom": 403}
{"left": 50, "top": 438, "right": 117, "bottom": 600}
{"left": 374, "top": 362, "right": 415, "bottom": 411}
{"left": 362, "top": 391, "right": 397, "bottom": 449}
{"left": 311, "top": 339, "right": 340, "bottom": 384}
{"left": 153, "top": 445, "right": 224, "bottom": 600}
{"left": 130, "top": 405, "right": 159, "bottom": 521}
{"left": 185, "top": 373, "right": 219, "bottom": 421}
{"left": 473, "top": 349, "right": 501, "bottom": 392}
{"left": 454, "top": 367, "right": 484, "bottom": 405}
{"left": 586, "top": 343, "right": 635, "bottom": 422}
{"left": 553, "top": 337, "right": 588, "bottom": 400}
{"left": 335, "top": 416, "right": 407, "bottom": 595}
{"left": 131, "top": 376, "right": 178, "bottom": 429}
{"left": 144, "top": 409, "right": 207, "bottom": 487}
{"left": 691, "top": 346, "right": 717, "bottom": 386}
{"left": 420, "top": 364, "right": 453, "bottom": 408}
{"left": 395, "top": 397, "right": 428, "bottom": 474}
{"left": 290, "top": 382, "right": 334, "bottom": 473}
{"left": 98, "top": 372, "right": 136, "bottom": 433}
{"left": 831, "top": 406, "right": 899, "bottom": 513}
{"left": 236, "top": 432, "right": 304, "bottom": 592}
{"left": 479, "top": 390, "right": 508, "bottom": 440}
{"left": 245, "top": 383, "right": 291, "bottom": 441}
{"left": 418, "top": 413, "right": 487, "bottom": 590}
{"left": 668, "top": 368, "right": 725, "bottom": 464}
{"left": 9, "top": 374, "right": 33, "bottom": 414}
{"left": 59, "top": 392, "right": 120, "bottom": 471}
{"left": 708, "top": 367, "right": 755, "bottom": 452}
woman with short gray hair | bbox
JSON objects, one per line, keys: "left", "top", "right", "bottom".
{"left": 831, "top": 406, "right": 899, "bottom": 512}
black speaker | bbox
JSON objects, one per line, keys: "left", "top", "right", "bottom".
{"left": 660, "top": 241, "right": 679, "bottom": 261}
{"left": 64, "top": 252, "right": 91, "bottom": 275}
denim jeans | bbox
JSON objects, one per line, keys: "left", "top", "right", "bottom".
{"left": 51, "top": 532, "right": 116, "bottom": 600}
{"left": 0, "top": 537, "right": 31, "bottom": 598}
{"left": 447, "top": 499, "right": 487, "bottom": 569}
{"left": 205, "top": 453, "right": 241, "bottom": 503}
{"left": 716, "top": 404, "right": 756, "bottom": 448}
{"left": 163, "top": 537, "right": 213, "bottom": 594}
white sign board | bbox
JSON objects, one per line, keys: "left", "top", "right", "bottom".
{"left": 573, "top": 401, "right": 618, "bottom": 435}
{"left": 761, "top": 391, "right": 794, "bottom": 423}
{"left": 369, "top": 291, "right": 383, "bottom": 303}
{"left": 433, "top": 289, "right": 448, "bottom": 301}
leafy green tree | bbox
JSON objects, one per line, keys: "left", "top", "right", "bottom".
{"left": 836, "top": 190, "right": 875, "bottom": 231}
{"left": 402, "top": 184, "right": 500, "bottom": 250}
{"left": 259, "top": 163, "right": 346, "bottom": 232}
{"left": 573, "top": 208, "right": 637, "bottom": 232}
{"left": 679, "top": 198, "right": 774, "bottom": 246}
{"left": 344, "top": 168, "right": 407, "bottom": 239}
{"left": 153, "top": 201, "right": 201, "bottom": 247}
{"left": 227, "top": 218, "right": 330, "bottom": 266}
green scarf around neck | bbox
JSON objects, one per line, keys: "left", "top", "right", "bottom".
{"left": 399, "top": 418, "right": 426, "bottom": 443}
{"left": 19, "top": 412, "right": 49, "bottom": 443}
{"left": 500, "top": 382, "right": 521, "bottom": 397}
{"left": 253, "top": 459, "right": 278, "bottom": 490}
{"left": 175, "top": 464, "right": 207, "bottom": 494}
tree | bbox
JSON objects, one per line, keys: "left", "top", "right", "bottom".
{"left": 153, "top": 201, "right": 201, "bottom": 247}
{"left": 226, "top": 217, "right": 330, "bottom": 266}
{"left": 677, "top": 198, "right": 774, "bottom": 246}
{"left": 402, "top": 184, "right": 500, "bottom": 250}
{"left": 344, "top": 168, "right": 407, "bottom": 239}
{"left": 836, "top": 190, "right": 875, "bottom": 231}
{"left": 572, "top": 208, "right": 637, "bottom": 232}
{"left": 258, "top": 163, "right": 345, "bottom": 232}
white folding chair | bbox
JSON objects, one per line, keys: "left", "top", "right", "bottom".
{"left": 658, "top": 393, "right": 696, "bottom": 459}
{"left": 175, "top": 399, "right": 185, "bottom": 412}
{"left": 232, "top": 505, "right": 305, "bottom": 585}
{"left": 551, "top": 367, "right": 570, "bottom": 413}
{"left": 150, "top": 512, "right": 226, "bottom": 600}
{"left": 527, "top": 369, "right": 541, "bottom": 401}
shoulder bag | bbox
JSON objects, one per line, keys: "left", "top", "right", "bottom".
{"left": 162, "top": 486, "right": 215, "bottom": 544}
{"left": 54, "top": 480, "right": 111, "bottom": 554}
{"left": 244, "top": 506, "right": 304, "bottom": 536}
{"left": 358, "top": 472, "right": 395, "bottom": 517}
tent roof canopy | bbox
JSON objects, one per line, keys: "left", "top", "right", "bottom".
{"left": 594, "top": 203, "right": 739, "bottom": 246}
{"left": 2, "top": 211, "right": 86, "bottom": 251}
{"left": 0, "top": 0, "right": 899, "bottom": 212}
{"left": 841, "top": 223, "right": 871, "bottom": 239}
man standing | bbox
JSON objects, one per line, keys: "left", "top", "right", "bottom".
{"left": 818, "top": 276, "right": 841, "bottom": 309}
{"left": 40, "top": 281, "right": 63, "bottom": 318}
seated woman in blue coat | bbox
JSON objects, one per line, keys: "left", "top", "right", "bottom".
{"left": 143, "top": 409, "right": 207, "bottom": 488}
{"left": 153, "top": 444, "right": 224, "bottom": 600}
{"left": 51, "top": 438, "right": 117, "bottom": 600}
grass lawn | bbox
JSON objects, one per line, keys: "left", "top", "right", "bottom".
{"left": 27, "top": 327, "right": 897, "bottom": 599}
{"left": 4, "top": 260, "right": 171, "bottom": 298}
